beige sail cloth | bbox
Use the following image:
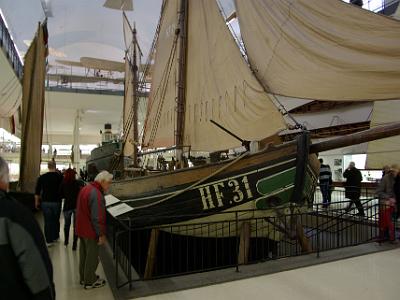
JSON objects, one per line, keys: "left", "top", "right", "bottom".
{"left": 366, "top": 100, "right": 400, "bottom": 169}
{"left": 235, "top": 0, "right": 400, "bottom": 101}
{"left": 142, "top": 0, "right": 179, "bottom": 149}
{"left": 19, "top": 22, "right": 47, "bottom": 193}
{"left": 183, "top": 0, "right": 285, "bottom": 151}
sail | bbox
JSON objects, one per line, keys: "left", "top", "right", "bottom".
{"left": 19, "top": 22, "right": 48, "bottom": 193}
{"left": 142, "top": 0, "right": 179, "bottom": 148}
{"left": 184, "top": 0, "right": 285, "bottom": 151}
{"left": 235, "top": 0, "right": 400, "bottom": 101}
{"left": 366, "top": 100, "right": 400, "bottom": 169}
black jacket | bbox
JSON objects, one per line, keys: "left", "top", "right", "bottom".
{"left": 0, "top": 190, "right": 55, "bottom": 300}
{"left": 343, "top": 168, "right": 362, "bottom": 199}
{"left": 59, "top": 180, "right": 82, "bottom": 211}
{"left": 35, "top": 172, "right": 63, "bottom": 202}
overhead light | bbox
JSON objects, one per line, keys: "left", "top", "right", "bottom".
{"left": 103, "top": 0, "right": 133, "bottom": 11}
{"left": 40, "top": 0, "right": 53, "bottom": 17}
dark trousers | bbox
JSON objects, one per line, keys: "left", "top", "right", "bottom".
{"left": 63, "top": 209, "right": 77, "bottom": 247}
{"left": 346, "top": 197, "right": 365, "bottom": 216}
{"left": 79, "top": 238, "right": 99, "bottom": 285}
{"left": 320, "top": 182, "right": 331, "bottom": 207}
{"left": 41, "top": 202, "right": 62, "bottom": 243}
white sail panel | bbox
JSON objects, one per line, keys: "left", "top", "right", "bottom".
{"left": 184, "top": 0, "right": 285, "bottom": 152}
{"left": 236, "top": 0, "right": 400, "bottom": 101}
{"left": 142, "top": 0, "right": 179, "bottom": 148}
{"left": 366, "top": 100, "right": 400, "bottom": 169}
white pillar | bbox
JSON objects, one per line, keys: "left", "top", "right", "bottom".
{"left": 73, "top": 110, "right": 81, "bottom": 170}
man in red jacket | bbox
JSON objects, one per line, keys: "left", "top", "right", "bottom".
{"left": 76, "top": 170, "right": 113, "bottom": 289}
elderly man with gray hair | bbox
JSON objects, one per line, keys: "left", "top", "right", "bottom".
{"left": 76, "top": 170, "right": 113, "bottom": 289}
{"left": 0, "top": 156, "right": 55, "bottom": 299}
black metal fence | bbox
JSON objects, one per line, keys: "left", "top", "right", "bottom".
{"left": 107, "top": 188, "right": 396, "bottom": 288}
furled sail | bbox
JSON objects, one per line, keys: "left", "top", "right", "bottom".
{"left": 142, "top": 0, "right": 179, "bottom": 148}
{"left": 183, "top": 0, "right": 285, "bottom": 151}
{"left": 19, "top": 21, "right": 48, "bottom": 193}
{"left": 366, "top": 100, "right": 400, "bottom": 169}
{"left": 235, "top": 0, "right": 400, "bottom": 101}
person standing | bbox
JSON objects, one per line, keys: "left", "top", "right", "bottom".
{"left": 319, "top": 159, "right": 332, "bottom": 208}
{"left": 60, "top": 168, "right": 82, "bottom": 250}
{"left": 76, "top": 170, "right": 112, "bottom": 289}
{"left": 0, "top": 156, "right": 55, "bottom": 299}
{"left": 377, "top": 165, "right": 398, "bottom": 241}
{"left": 343, "top": 162, "right": 364, "bottom": 216}
{"left": 35, "top": 160, "right": 63, "bottom": 245}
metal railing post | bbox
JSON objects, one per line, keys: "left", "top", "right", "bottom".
{"left": 316, "top": 203, "right": 320, "bottom": 258}
{"left": 235, "top": 211, "right": 239, "bottom": 272}
{"left": 128, "top": 219, "right": 132, "bottom": 290}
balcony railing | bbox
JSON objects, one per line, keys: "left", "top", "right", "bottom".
{"left": 0, "top": 10, "right": 23, "bottom": 79}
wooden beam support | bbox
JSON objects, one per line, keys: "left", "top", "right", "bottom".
{"left": 238, "top": 222, "right": 251, "bottom": 265}
{"left": 310, "top": 122, "right": 400, "bottom": 154}
{"left": 144, "top": 229, "right": 160, "bottom": 279}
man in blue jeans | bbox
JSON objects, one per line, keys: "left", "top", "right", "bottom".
{"left": 319, "top": 159, "right": 332, "bottom": 208}
{"left": 35, "top": 160, "right": 63, "bottom": 246}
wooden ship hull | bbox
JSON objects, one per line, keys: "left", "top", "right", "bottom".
{"left": 110, "top": 134, "right": 319, "bottom": 236}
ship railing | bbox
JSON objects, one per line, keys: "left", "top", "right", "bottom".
{"left": 108, "top": 190, "right": 395, "bottom": 288}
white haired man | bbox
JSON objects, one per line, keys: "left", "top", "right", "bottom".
{"left": 0, "top": 156, "right": 55, "bottom": 299}
{"left": 76, "top": 170, "right": 113, "bottom": 289}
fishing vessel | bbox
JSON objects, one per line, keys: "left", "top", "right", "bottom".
{"left": 107, "top": 0, "right": 400, "bottom": 228}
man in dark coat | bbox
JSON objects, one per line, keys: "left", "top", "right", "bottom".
{"left": 343, "top": 161, "right": 364, "bottom": 216}
{"left": 0, "top": 156, "right": 55, "bottom": 299}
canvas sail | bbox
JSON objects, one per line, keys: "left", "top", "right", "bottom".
{"left": 19, "top": 22, "right": 48, "bottom": 193}
{"left": 142, "top": 0, "right": 179, "bottom": 149}
{"left": 366, "top": 100, "right": 400, "bottom": 169}
{"left": 183, "top": 0, "right": 285, "bottom": 151}
{"left": 235, "top": 0, "right": 400, "bottom": 101}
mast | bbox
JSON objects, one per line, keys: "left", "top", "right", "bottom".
{"left": 175, "top": 0, "right": 188, "bottom": 166}
{"left": 132, "top": 23, "right": 139, "bottom": 167}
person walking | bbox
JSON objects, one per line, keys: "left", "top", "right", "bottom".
{"left": 76, "top": 170, "right": 113, "bottom": 289}
{"left": 319, "top": 159, "right": 332, "bottom": 208}
{"left": 377, "top": 165, "right": 398, "bottom": 242}
{"left": 35, "top": 160, "right": 63, "bottom": 245}
{"left": 60, "top": 168, "right": 82, "bottom": 250}
{"left": 343, "top": 162, "right": 364, "bottom": 216}
{"left": 0, "top": 156, "right": 55, "bottom": 299}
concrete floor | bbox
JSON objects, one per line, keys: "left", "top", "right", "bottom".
{"left": 134, "top": 248, "right": 400, "bottom": 300}
{"left": 36, "top": 212, "right": 115, "bottom": 300}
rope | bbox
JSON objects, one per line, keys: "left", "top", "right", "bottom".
{"left": 130, "top": 151, "right": 249, "bottom": 211}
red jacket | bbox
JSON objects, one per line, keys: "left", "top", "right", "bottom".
{"left": 76, "top": 182, "right": 106, "bottom": 240}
